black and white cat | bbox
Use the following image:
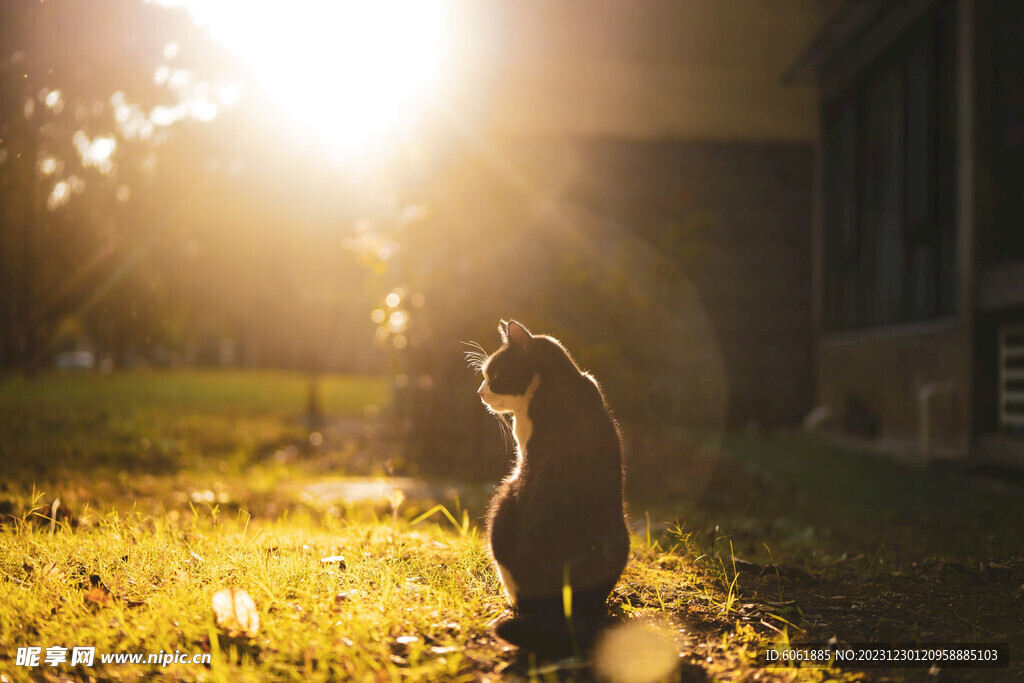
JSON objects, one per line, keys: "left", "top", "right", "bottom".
{"left": 474, "top": 320, "right": 629, "bottom": 654}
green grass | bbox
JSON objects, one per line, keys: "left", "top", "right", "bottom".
{"left": 1, "top": 370, "right": 1021, "bottom": 681}
{"left": 1, "top": 501, "right": 501, "bottom": 681}
{"left": 0, "top": 369, "right": 386, "bottom": 414}
{"left": 712, "top": 432, "right": 1024, "bottom": 560}
{"left": 0, "top": 369, "right": 385, "bottom": 484}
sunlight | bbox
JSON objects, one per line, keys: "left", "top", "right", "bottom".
{"left": 73, "top": 132, "right": 117, "bottom": 174}
{"left": 158, "top": 0, "right": 450, "bottom": 159}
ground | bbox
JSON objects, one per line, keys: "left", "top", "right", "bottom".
{"left": 0, "top": 370, "right": 1022, "bottom": 682}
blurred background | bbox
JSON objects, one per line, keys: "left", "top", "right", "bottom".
{"left": 6, "top": 0, "right": 1022, "bottom": 489}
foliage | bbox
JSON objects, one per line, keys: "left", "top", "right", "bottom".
{"left": 0, "top": 0, "right": 381, "bottom": 374}
{"left": 0, "top": 0, "right": 230, "bottom": 368}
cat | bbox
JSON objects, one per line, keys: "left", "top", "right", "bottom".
{"left": 473, "top": 319, "right": 629, "bottom": 655}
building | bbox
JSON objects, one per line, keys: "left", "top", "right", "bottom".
{"left": 789, "top": 0, "right": 1024, "bottom": 464}
{"left": 445, "top": 1, "right": 829, "bottom": 431}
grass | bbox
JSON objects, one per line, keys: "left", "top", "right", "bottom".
{"left": 0, "top": 369, "right": 387, "bottom": 414}
{"left": 0, "top": 369, "right": 386, "bottom": 484}
{"left": 716, "top": 432, "right": 1024, "bottom": 559}
{"left": 1, "top": 369, "right": 1022, "bottom": 681}
{"left": 1, "top": 499, "right": 499, "bottom": 681}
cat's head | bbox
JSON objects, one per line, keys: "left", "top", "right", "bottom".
{"left": 476, "top": 320, "right": 542, "bottom": 415}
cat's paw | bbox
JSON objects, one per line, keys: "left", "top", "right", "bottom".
{"left": 490, "top": 612, "right": 576, "bottom": 657}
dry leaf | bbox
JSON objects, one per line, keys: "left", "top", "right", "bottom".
{"left": 320, "top": 555, "right": 347, "bottom": 570}
{"left": 85, "top": 586, "right": 115, "bottom": 607}
{"left": 212, "top": 587, "right": 260, "bottom": 638}
{"left": 85, "top": 577, "right": 115, "bottom": 608}
{"left": 40, "top": 561, "right": 64, "bottom": 582}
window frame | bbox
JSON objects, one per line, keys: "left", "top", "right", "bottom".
{"left": 821, "top": 2, "right": 956, "bottom": 333}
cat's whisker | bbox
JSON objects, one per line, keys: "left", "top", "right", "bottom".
{"left": 490, "top": 414, "right": 511, "bottom": 453}
{"left": 496, "top": 413, "right": 513, "bottom": 451}
{"left": 461, "top": 340, "right": 486, "bottom": 354}
{"left": 463, "top": 346, "right": 488, "bottom": 373}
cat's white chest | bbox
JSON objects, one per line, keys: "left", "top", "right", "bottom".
{"left": 512, "top": 374, "right": 540, "bottom": 457}
{"left": 513, "top": 415, "right": 532, "bottom": 454}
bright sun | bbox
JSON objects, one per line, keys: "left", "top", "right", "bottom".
{"left": 168, "top": 0, "right": 449, "bottom": 158}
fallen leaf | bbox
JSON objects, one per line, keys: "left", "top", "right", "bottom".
{"left": 438, "top": 621, "right": 460, "bottom": 635}
{"left": 320, "top": 555, "right": 347, "bottom": 570}
{"left": 40, "top": 561, "right": 64, "bottom": 582}
{"left": 85, "top": 577, "right": 115, "bottom": 608}
{"left": 212, "top": 587, "right": 260, "bottom": 638}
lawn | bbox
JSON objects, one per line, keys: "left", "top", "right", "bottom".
{"left": 1, "top": 370, "right": 1022, "bottom": 681}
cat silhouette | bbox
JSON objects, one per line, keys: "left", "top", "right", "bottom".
{"left": 475, "top": 320, "right": 629, "bottom": 656}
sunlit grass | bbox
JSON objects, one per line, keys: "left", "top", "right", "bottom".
{"left": 0, "top": 369, "right": 386, "bottom": 415}
{"left": 0, "top": 492, "right": 802, "bottom": 681}
{"left": 0, "top": 371, "right": 783, "bottom": 680}
{"left": 0, "top": 369, "right": 387, "bottom": 485}
{"left": 0, "top": 502, "right": 503, "bottom": 681}
{"left": 1, "top": 372, "right": 1020, "bottom": 680}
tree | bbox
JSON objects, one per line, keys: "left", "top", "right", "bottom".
{"left": 0, "top": 0, "right": 238, "bottom": 370}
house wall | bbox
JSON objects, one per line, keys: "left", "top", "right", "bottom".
{"left": 816, "top": 323, "right": 971, "bottom": 455}
{"left": 809, "top": 0, "right": 976, "bottom": 457}
{"left": 457, "top": 1, "right": 828, "bottom": 142}
{"left": 557, "top": 139, "right": 815, "bottom": 427}
{"left": 400, "top": 135, "right": 813, "bottom": 476}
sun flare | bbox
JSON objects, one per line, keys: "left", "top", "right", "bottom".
{"left": 165, "top": 0, "right": 450, "bottom": 158}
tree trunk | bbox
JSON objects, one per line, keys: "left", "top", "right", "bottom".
{"left": 306, "top": 370, "right": 323, "bottom": 427}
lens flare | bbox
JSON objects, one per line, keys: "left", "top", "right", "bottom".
{"left": 593, "top": 621, "right": 679, "bottom": 683}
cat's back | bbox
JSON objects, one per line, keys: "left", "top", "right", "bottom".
{"left": 525, "top": 352, "right": 622, "bottom": 475}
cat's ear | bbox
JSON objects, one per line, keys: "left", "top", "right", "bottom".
{"left": 498, "top": 320, "right": 510, "bottom": 343}
{"left": 506, "top": 320, "right": 532, "bottom": 347}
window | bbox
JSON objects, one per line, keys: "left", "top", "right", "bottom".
{"left": 822, "top": 3, "right": 956, "bottom": 331}
{"left": 993, "top": 1, "right": 1024, "bottom": 260}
